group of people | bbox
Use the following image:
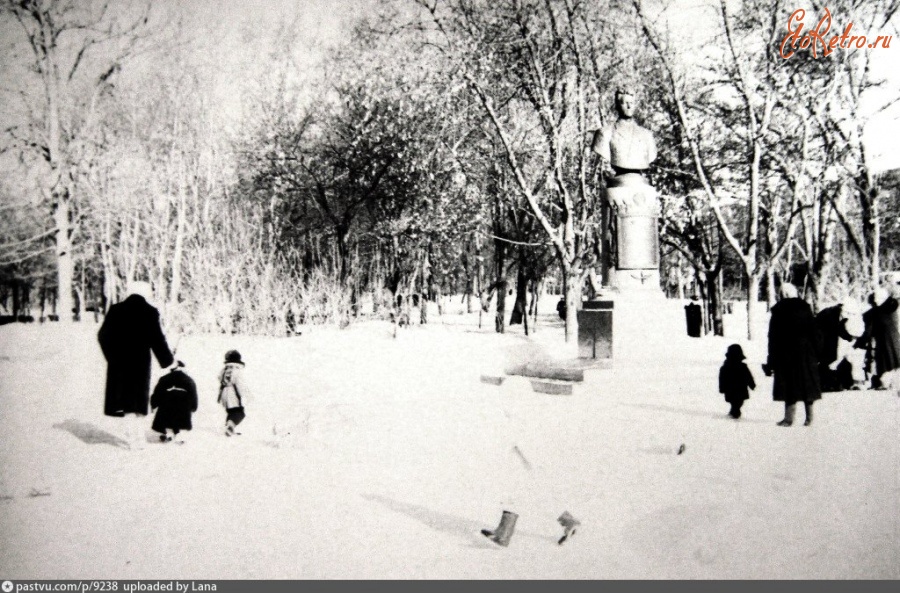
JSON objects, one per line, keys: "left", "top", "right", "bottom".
{"left": 718, "top": 283, "right": 900, "bottom": 426}
{"left": 98, "top": 281, "right": 252, "bottom": 449}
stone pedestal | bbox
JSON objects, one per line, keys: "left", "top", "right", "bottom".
{"left": 605, "top": 173, "right": 662, "bottom": 296}
{"left": 577, "top": 300, "right": 614, "bottom": 368}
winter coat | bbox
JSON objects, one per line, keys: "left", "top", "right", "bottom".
{"left": 98, "top": 295, "right": 174, "bottom": 416}
{"left": 151, "top": 368, "right": 198, "bottom": 432}
{"left": 816, "top": 304, "right": 856, "bottom": 365}
{"left": 767, "top": 297, "right": 822, "bottom": 403}
{"left": 719, "top": 360, "right": 756, "bottom": 403}
{"left": 217, "top": 362, "right": 252, "bottom": 410}
{"left": 857, "top": 296, "right": 900, "bottom": 377}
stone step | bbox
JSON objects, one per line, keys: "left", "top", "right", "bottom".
{"left": 529, "top": 379, "right": 574, "bottom": 395}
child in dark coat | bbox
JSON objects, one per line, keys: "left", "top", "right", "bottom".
{"left": 218, "top": 350, "right": 252, "bottom": 436}
{"left": 718, "top": 344, "right": 756, "bottom": 419}
{"left": 150, "top": 361, "right": 198, "bottom": 443}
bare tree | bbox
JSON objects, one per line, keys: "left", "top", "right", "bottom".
{"left": 1, "top": 0, "right": 161, "bottom": 320}
{"left": 635, "top": 0, "right": 812, "bottom": 338}
{"left": 413, "top": 0, "right": 620, "bottom": 344}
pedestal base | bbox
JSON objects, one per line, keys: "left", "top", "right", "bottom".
{"left": 607, "top": 268, "right": 664, "bottom": 297}
{"left": 590, "top": 291, "right": 688, "bottom": 368}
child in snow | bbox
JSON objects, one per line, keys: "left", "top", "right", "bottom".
{"left": 218, "top": 349, "right": 252, "bottom": 436}
{"left": 150, "top": 360, "right": 198, "bottom": 443}
{"left": 718, "top": 344, "right": 756, "bottom": 419}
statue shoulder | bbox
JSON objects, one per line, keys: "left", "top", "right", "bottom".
{"left": 591, "top": 124, "right": 615, "bottom": 158}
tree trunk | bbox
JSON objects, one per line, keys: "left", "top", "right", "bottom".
{"left": 766, "top": 266, "right": 777, "bottom": 310}
{"left": 746, "top": 272, "right": 762, "bottom": 341}
{"left": 54, "top": 192, "right": 75, "bottom": 322}
{"left": 493, "top": 239, "right": 507, "bottom": 334}
{"left": 871, "top": 188, "right": 881, "bottom": 289}
{"left": 169, "top": 174, "right": 188, "bottom": 310}
{"left": 463, "top": 252, "right": 473, "bottom": 314}
{"left": 563, "top": 267, "right": 580, "bottom": 345}
{"left": 13, "top": 281, "right": 21, "bottom": 319}
{"left": 510, "top": 266, "right": 528, "bottom": 326}
{"left": 101, "top": 212, "right": 115, "bottom": 311}
{"left": 705, "top": 270, "right": 724, "bottom": 336}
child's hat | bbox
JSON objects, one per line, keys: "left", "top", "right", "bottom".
{"left": 725, "top": 344, "right": 745, "bottom": 360}
{"left": 224, "top": 350, "right": 244, "bottom": 365}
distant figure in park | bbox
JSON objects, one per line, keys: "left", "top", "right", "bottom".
{"left": 817, "top": 300, "right": 866, "bottom": 391}
{"left": 685, "top": 297, "right": 703, "bottom": 338}
{"left": 718, "top": 344, "right": 756, "bottom": 419}
{"left": 816, "top": 302, "right": 857, "bottom": 391}
{"left": 98, "top": 280, "right": 175, "bottom": 450}
{"left": 855, "top": 287, "right": 900, "bottom": 390}
{"left": 150, "top": 360, "right": 198, "bottom": 443}
{"left": 479, "top": 370, "right": 580, "bottom": 547}
{"left": 481, "top": 360, "right": 581, "bottom": 547}
{"left": 218, "top": 349, "right": 252, "bottom": 436}
{"left": 763, "top": 283, "right": 822, "bottom": 427}
{"left": 556, "top": 297, "right": 566, "bottom": 320}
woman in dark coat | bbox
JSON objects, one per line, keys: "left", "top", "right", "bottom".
{"left": 765, "top": 283, "right": 822, "bottom": 426}
{"left": 151, "top": 362, "right": 198, "bottom": 442}
{"left": 98, "top": 281, "right": 175, "bottom": 448}
{"left": 855, "top": 287, "right": 900, "bottom": 389}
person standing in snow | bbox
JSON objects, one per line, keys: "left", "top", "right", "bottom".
{"left": 151, "top": 360, "right": 198, "bottom": 443}
{"left": 764, "top": 283, "right": 822, "bottom": 427}
{"left": 478, "top": 370, "right": 580, "bottom": 547}
{"left": 827, "top": 299, "right": 867, "bottom": 390}
{"left": 855, "top": 287, "right": 900, "bottom": 390}
{"left": 217, "top": 349, "right": 252, "bottom": 436}
{"left": 718, "top": 344, "right": 755, "bottom": 419}
{"left": 98, "top": 281, "right": 176, "bottom": 450}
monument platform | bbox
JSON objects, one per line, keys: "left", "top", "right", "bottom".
{"left": 580, "top": 289, "right": 692, "bottom": 370}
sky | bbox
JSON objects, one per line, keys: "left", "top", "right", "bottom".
{"left": 186, "top": 0, "right": 900, "bottom": 172}
{"left": 655, "top": 0, "right": 900, "bottom": 173}
{"left": 1, "top": 0, "right": 898, "bottom": 172}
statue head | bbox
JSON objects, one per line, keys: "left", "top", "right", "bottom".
{"left": 614, "top": 88, "right": 637, "bottom": 119}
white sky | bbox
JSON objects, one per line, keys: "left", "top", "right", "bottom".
{"left": 189, "top": 0, "right": 899, "bottom": 172}
{"left": 655, "top": 0, "right": 900, "bottom": 172}
{"left": 2, "top": 0, "right": 897, "bottom": 172}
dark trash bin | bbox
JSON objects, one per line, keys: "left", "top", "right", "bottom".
{"left": 578, "top": 300, "right": 613, "bottom": 366}
{"left": 685, "top": 302, "right": 702, "bottom": 338}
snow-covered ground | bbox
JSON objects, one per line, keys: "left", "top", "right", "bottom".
{"left": 0, "top": 296, "right": 898, "bottom": 579}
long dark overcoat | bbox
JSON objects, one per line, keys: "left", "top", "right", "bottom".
{"left": 816, "top": 304, "right": 855, "bottom": 365}
{"left": 98, "top": 295, "right": 174, "bottom": 416}
{"left": 767, "top": 297, "right": 822, "bottom": 403}
{"left": 859, "top": 296, "right": 900, "bottom": 377}
{"left": 151, "top": 369, "right": 198, "bottom": 432}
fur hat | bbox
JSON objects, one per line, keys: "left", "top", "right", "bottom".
{"left": 780, "top": 283, "right": 799, "bottom": 299}
{"left": 725, "top": 344, "right": 746, "bottom": 361}
{"left": 224, "top": 350, "right": 244, "bottom": 365}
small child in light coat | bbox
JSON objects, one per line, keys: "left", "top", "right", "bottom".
{"left": 718, "top": 344, "right": 756, "bottom": 419}
{"left": 218, "top": 350, "right": 252, "bottom": 436}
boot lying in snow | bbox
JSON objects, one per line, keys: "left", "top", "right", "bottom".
{"left": 557, "top": 511, "right": 580, "bottom": 545}
{"left": 481, "top": 510, "right": 518, "bottom": 547}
